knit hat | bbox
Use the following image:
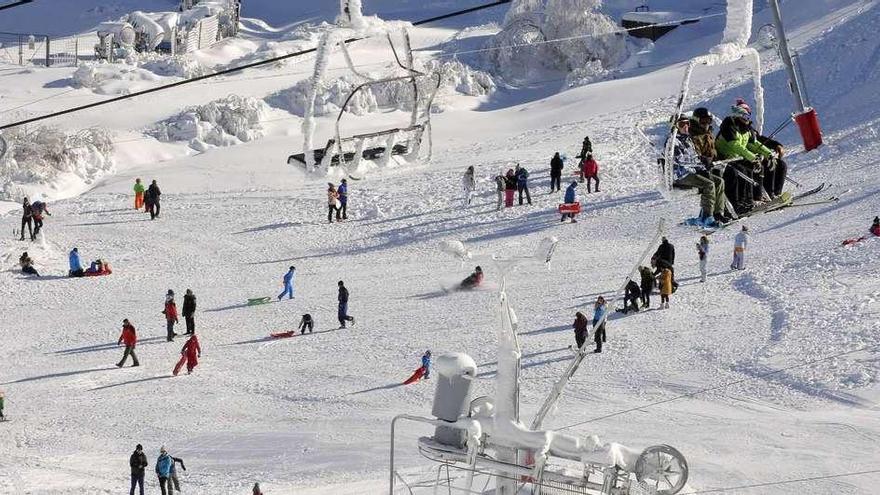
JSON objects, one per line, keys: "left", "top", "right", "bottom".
{"left": 734, "top": 97, "right": 752, "bottom": 114}
{"left": 730, "top": 105, "right": 751, "bottom": 119}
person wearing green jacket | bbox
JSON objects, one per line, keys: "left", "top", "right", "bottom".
{"left": 133, "top": 178, "right": 145, "bottom": 210}
{"left": 715, "top": 102, "right": 774, "bottom": 213}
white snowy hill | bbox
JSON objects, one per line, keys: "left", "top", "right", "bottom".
{"left": 1, "top": 0, "right": 879, "bottom": 494}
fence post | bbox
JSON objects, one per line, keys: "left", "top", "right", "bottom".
{"left": 198, "top": 19, "right": 203, "bottom": 50}
{"left": 45, "top": 35, "right": 50, "bottom": 67}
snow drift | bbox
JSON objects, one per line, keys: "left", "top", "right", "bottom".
{"left": 147, "top": 95, "right": 270, "bottom": 151}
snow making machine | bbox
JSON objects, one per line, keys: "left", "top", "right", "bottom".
{"left": 390, "top": 238, "right": 688, "bottom": 495}
{"left": 288, "top": 3, "right": 440, "bottom": 175}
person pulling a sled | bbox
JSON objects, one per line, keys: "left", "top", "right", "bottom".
{"left": 298, "top": 313, "right": 314, "bottom": 334}
{"left": 181, "top": 333, "right": 201, "bottom": 374}
{"left": 278, "top": 266, "right": 296, "bottom": 300}
{"left": 421, "top": 350, "right": 432, "bottom": 379}
{"left": 561, "top": 181, "right": 579, "bottom": 223}
{"left": 459, "top": 266, "right": 484, "bottom": 290}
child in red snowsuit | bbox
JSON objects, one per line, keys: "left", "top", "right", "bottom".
{"left": 181, "top": 334, "right": 201, "bottom": 374}
{"left": 163, "top": 290, "right": 179, "bottom": 342}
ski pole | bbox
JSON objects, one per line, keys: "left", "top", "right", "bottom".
{"left": 784, "top": 174, "right": 802, "bottom": 187}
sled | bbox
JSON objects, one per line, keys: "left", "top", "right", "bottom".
{"left": 84, "top": 271, "right": 112, "bottom": 277}
{"left": 558, "top": 202, "right": 581, "bottom": 214}
{"left": 172, "top": 355, "right": 187, "bottom": 376}
{"left": 842, "top": 236, "right": 867, "bottom": 246}
{"left": 247, "top": 296, "right": 272, "bottom": 306}
{"left": 270, "top": 331, "right": 296, "bottom": 339}
{"left": 403, "top": 366, "right": 425, "bottom": 385}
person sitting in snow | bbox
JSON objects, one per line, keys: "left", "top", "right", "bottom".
{"left": 871, "top": 216, "right": 880, "bottom": 237}
{"left": 667, "top": 116, "right": 727, "bottom": 225}
{"left": 459, "top": 266, "right": 484, "bottom": 290}
{"left": 622, "top": 280, "right": 641, "bottom": 314}
{"left": 86, "top": 259, "right": 112, "bottom": 275}
{"left": 19, "top": 252, "right": 39, "bottom": 277}
{"left": 421, "top": 350, "right": 432, "bottom": 379}
{"left": 69, "top": 247, "right": 84, "bottom": 277}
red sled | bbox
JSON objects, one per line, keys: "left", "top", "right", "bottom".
{"left": 403, "top": 366, "right": 425, "bottom": 385}
{"left": 270, "top": 331, "right": 295, "bottom": 339}
{"left": 172, "top": 356, "right": 187, "bottom": 376}
{"left": 84, "top": 270, "right": 112, "bottom": 277}
{"left": 842, "top": 236, "right": 866, "bottom": 246}
{"left": 558, "top": 202, "right": 581, "bottom": 214}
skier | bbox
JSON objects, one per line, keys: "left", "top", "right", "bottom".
{"left": 19, "top": 197, "right": 34, "bottom": 241}
{"left": 872, "top": 216, "right": 880, "bottom": 236}
{"left": 731, "top": 225, "right": 749, "bottom": 270}
{"left": 697, "top": 236, "right": 710, "bottom": 283}
{"left": 736, "top": 98, "right": 788, "bottom": 198}
{"left": 163, "top": 290, "right": 179, "bottom": 342}
{"left": 622, "top": 280, "right": 641, "bottom": 314}
{"left": 715, "top": 103, "right": 773, "bottom": 213}
{"left": 169, "top": 454, "right": 186, "bottom": 493}
{"left": 668, "top": 117, "right": 727, "bottom": 224}
{"left": 19, "top": 252, "right": 39, "bottom": 277}
{"left": 659, "top": 267, "right": 673, "bottom": 309}
{"left": 421, "top": 350, "right": 432, "bottom": 379}
{"left": 639, "top": 266, "right": 654, "bottom": 309}
{"left": 561, "top": 181, "right": 578, "bottom": 223}
{"left": 503, "top": 169, "right": 517, "bottom": 207}
{"left": 592, "top": 296, "right": 607, "bottom": 353}
{"left": 494, "top": 173, "right": 505, "bottom": 210}
{"left": 549, "top": 152, "right": 564, "bottom": 192}
{"left": 688, "top": 107, "right": 717, "bottom": 164}
{"left": 133, "top": 178, "right": 145, "bottom": 210}
{"left": 146, "top": 180, "right": 161, "bottom": 220}
{"left": 298, "top": 313, "right": 314, "bottom": 334}
{"left": 68, "top": 247, "right": 84, "bottom": 277}
{"left": 337, "top": 178, "right": 349, "bottom": 220}
{"left": 581, "top": 153, "right": 600, "bottom": 193}
{"left": 459, "top": 266, "right": 484, "bottom": 290}
{"left": 514, "top": 164, "right": 532, "bottom": 205}
{"left": 116, "top": 319, "right": 140, "bottom": 368}
{"left": 278, "top": 266, "right": 296, "bottom": 300}
{"left": 156, "top": 446, "right": 173, "bottom": 495}
{"left": 181, "top": 333, "right": 201, "bottom": 374}
{"left": 572, "top": 311, "right": 589, "bottom": 350}
{"left": 576, "top": 135, "right": 593, "bottom": 160}
{"left": 129, "top": 444, "right": 148, "bottom": 495}
{"left": 327, "top": 183, "right": 340, "bottom": 223}
{"left": 30, "top": 200, "right": 50, "bottom": 238}
{"left": 182, "top": 289, "right": 196, "bottom": 335}
{"left": 462, "top": 166, "right": 476, "bottom": 206}
{"left": 337, "top": 281, "right": 355, "bottom": 328}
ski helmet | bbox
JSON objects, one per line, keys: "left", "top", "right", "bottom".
{"left": 693, "top": 107, "right": 712, "bottom": 120}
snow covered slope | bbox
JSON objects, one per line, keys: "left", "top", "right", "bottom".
{"left": 1, "top": 1, "right": 879, "bottom": 494}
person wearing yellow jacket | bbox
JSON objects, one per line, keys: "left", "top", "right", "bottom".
{"left": 715, "top": 103, "right": 773, "bottom": 213}
{"left": 133, "top": 178, "right": 145, "bottom": 210}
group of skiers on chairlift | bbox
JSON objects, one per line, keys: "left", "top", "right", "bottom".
{"left": 667, "top": 98, "right": 788, "bottom": 226}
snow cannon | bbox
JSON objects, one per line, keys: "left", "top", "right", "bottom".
{"left": 431, "top": 353, "right": 477, "bottom": 449}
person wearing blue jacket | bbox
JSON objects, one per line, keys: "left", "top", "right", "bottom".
{"left": 337, "top": 179, "right": 348, "bottom": 220}
{"left": 562, "top": 181, "right": 579, "bottom": 222}
{"left": 421, "top": 350, "right": 432, "bottom": 379}
{"left": 68, "top": 248, "right": 84, "bottom": 277}
{"left": 155, "top": 446, "right": 173, "bottom": 495}
{"left": 514, "top": 164, "right": 531, "bottom": 205}
{"left": 277, "top": 266, "right": 296, "bottom": 300}
{"left": 592, "top": 296, "right": 607, "bottom": 353}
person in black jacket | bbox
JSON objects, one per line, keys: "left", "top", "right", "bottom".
{"left": 147, "top": 180, "right": 161, "bottom": 220}
{"left": 622, "top": 280, "right": 642, "bottom": 314}
{"left": 652, "top": 237, "right": 677, "bottom": 289}
{"left": 298, "top": 313, "right": 314, "bottom": 334}
{"left": 337, "top": 281, "right": 355, "bottom": 328}
{"left": 129, "top": 444, "right": 148, "bottom": 495}
{"left": 19, "top": 197, "right": 34, "bottom": 241}
{"left": 639, "top": 266, "right": 654, "bottom": 308}
{"left": 182, "top": 289, "right": 196, "bottom": 335}
{"left": 576, "top": 135, "right": 593, "bottom": 160}
{"left": 549, "top": 152, "right": 564, "bottom": 192}
{"left": 750, "top": 127, "right": 788, "bottom": 198}
{"left": 572, "top": 311, "right": 589, "bottom": 350}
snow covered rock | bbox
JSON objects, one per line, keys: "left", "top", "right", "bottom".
{"left": 148, "top": 95, "right": 270, "bottom": 150}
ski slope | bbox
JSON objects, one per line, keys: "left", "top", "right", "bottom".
{"left": 1, "top": 1, "right": 879, "bottom": 494}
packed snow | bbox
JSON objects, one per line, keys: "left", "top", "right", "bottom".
{"left": 1, "top": 0, "right": 879, "bottom": 494}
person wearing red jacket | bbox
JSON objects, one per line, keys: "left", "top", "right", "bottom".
{"left": 580, "top": 153, "right": 600, "bottom": 193}
{"left": 181, "top": 334, "right": 201, "bottom": 374}
{"left": 871, "top": 216, "right": 880, "bottom": 237}
{"left": 116, "top": 319, "right": 140, "bottom": 367}
{"left": 163, "top": 290, "right": 179, "bottom": 342}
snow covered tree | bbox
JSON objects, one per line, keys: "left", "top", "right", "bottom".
{"left": 542, "top": 0, "right": 626, "bottom": 71}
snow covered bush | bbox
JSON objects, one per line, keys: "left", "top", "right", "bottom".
{"left": 488, "top": 0, "right": 627, "bottom": 84}
{"left": 139, "top": 54, "right": 210, "bottom": 78}
{"left": 147, "top": 95, "right": 269, "bottom": 150}
{"left": 72, "top": 62, "right": 164, "bottom": 95}
{"left": 0, "top": 126, "right": 114, "bottom": 200}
